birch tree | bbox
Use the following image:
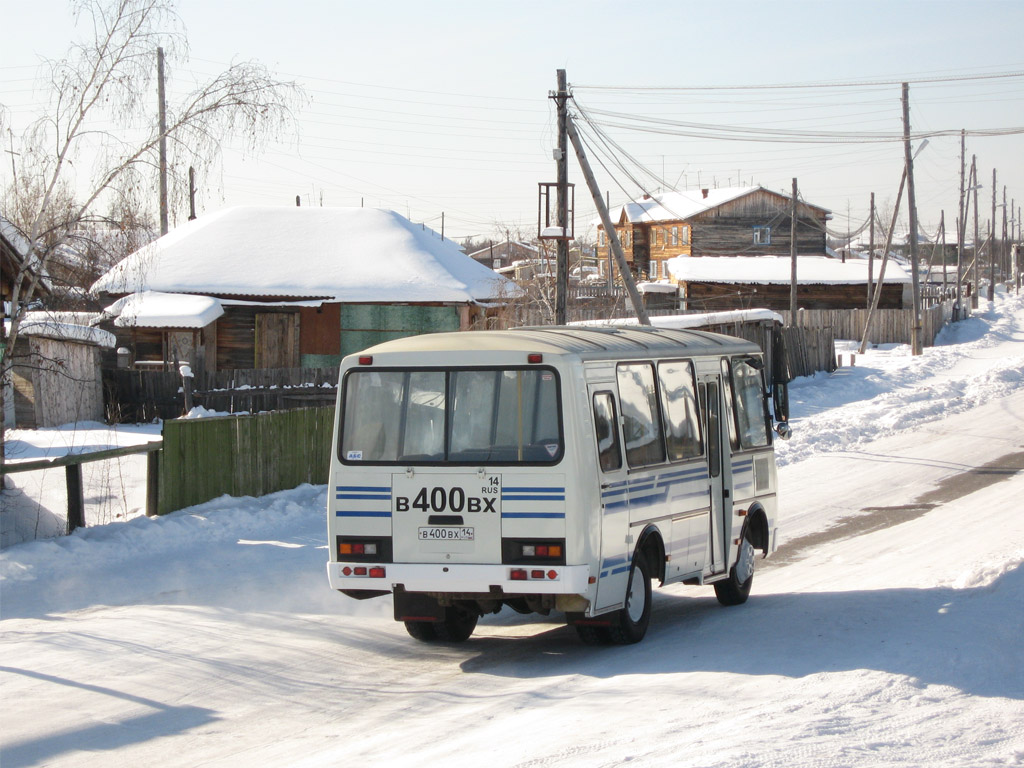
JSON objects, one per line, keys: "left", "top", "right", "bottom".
{"left": 1, "top": 0, "right": 303, "bottom": 440}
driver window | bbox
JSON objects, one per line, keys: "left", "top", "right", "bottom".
{"left": 592, "top": 392, "right": 622, "bottom": 472}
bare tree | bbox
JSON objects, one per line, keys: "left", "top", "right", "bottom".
{"left": 1, "top": 0, "right": 304, "bottom": 443}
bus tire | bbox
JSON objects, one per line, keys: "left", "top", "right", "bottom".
{"left": 608, "top": 555, "right": 652, "bottom": 644}
{"left": 434, "top": 606, "right": 478, "bottom": 642}
{"left": 714, "top": 526, "right": 755, "bottom": 606}
{"left": 404, "top": 620, "right": 439, "bottom": 642}
{"left": 574, "top": 623, "right": 611, "bottom": 645}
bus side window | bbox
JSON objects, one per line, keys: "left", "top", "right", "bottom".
{"left": 592, "top": 392, "right": 622, "bottom": 472}
{"left": 730, "top": 358, "right": 772, "bottom": 449}
{"left": 700, "top": 382, "right": 722, "bottom": 479}
{"left": 658, "top": 360, "right": 703, "bottom": 461}
{"left": 616, "top": 363, "right": 666, "bottom": 468}
{"left": 720, "top": 358, "right": 740, "bottom": 450}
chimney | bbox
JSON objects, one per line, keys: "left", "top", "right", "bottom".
{"left": 702, "top": 189, "right": 709, "bottom": 199}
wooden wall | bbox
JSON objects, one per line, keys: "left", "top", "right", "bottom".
{"left": 596, "top": 189, "right": 829, "bottom": 273}
{"left": 685, "top": 281, "right": 904, "bottom": 311}
{"left": 159, "top": 407, "right": 334, "bottom": 515}
{"left": 10, "top": 337, "right": 105, "bottom": 428}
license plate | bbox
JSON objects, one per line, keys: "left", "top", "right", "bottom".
{"left": 418, "top": 526, "right": 475, "bottom": 541}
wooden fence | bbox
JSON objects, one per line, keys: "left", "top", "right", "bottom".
{"left": 779, "top": 301, "right": 958, "bottom": 348}
{"left": 158, "top": 406, "right": 334, "bottom": 515}
{"left": 104, "top": 367, "right": 339, "bottom": 422}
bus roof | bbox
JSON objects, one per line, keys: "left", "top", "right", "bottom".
{"left": 349, "top": 325, "right": 762, "bottom": 362}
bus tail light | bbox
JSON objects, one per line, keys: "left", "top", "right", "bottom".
{"left": 341, "top": 565, "right": 387, "bottom": 579}
{"left": 510, "top": 568, "right": 560, "bottom": 581}
{"left": 358, "top": 356, "right": 373, "bottom": 365}
{"left": 337, "top": 536, "right": 392, "bottom": 563}
{"left": 503, "top": 539, "right": 566, "bottom": 565}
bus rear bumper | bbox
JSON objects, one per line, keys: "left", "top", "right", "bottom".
{"left": 327, "top": 562, "right": 592, "bottom": 595}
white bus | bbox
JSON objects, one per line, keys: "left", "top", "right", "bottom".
{"left": 326, "top": 326, "right": 789, "bottom": 644}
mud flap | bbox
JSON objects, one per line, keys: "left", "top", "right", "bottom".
{"left": 393, "top": 587, "right": 444, "bottom": 622}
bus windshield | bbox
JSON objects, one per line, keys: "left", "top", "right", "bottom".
{"left": 340, "top": 367, "right": 562, "bottom": 464}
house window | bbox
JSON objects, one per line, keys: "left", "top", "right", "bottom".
{"left": 753, "top": 226, "right": 771, "bottom": 245}
{"left": 651, "top": 228, "right": 658, "bottom": 246}
{"left": 599, "top": 230, "right": 606, "bottom": 247}
{"left": 681, "top": 225, "right": 690, "bottom": 244}
{"left": 671, "top": 226, "right": 678, "bottom": 246}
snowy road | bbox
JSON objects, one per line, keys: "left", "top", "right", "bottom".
{"left": 3, "top": 295, "right": 1024, "bottom": 767}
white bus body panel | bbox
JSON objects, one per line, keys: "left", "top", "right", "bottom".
{"left": 326, "top": 326, "right": 780, "bottom": 624}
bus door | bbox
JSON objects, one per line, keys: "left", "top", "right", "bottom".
{"left": 589, "top": 385, "right": 631, "bottom": 612}
{"left": 699, "top": 376, "right": 730, "bottom": 575}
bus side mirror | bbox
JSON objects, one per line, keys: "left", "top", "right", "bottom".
{"left": 774, "top": 421, "right": 792, "bottom": 441}
{"left": 772, "top": 381, "right": 790, "bottom": 423}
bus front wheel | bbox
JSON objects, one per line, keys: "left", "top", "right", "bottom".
{"left": 714, "top": 527, "right": 755, "bottom": 606}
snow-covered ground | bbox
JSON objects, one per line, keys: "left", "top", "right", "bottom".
{"left": 2, "top": 292, "right": 1024, "bottom": 767}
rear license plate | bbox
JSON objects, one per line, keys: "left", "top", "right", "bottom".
{"left": 418, "top": 526, "right": 474, "bottom": 541}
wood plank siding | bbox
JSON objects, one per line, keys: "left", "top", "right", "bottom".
{"left": 685, "top": 281, "right": 904, "bottom": 312}
{"left": 598, "top": 188, "right": 828, "bottom": 281}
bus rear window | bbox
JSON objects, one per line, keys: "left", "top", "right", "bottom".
{"left": 340, "top": 367, "right": 562, "bottom": 464}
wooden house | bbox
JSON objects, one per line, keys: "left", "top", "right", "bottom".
{"left": 91, "top": 207, "right": 517, "bottom": 374}
{"left": 596, "top": 186, "right": 830, "bottom": 282}
{"left": 467, "top": 240, "right": 541, "bottom": 271}
{"left": 668, "top": 254, "right": 911, "bottom": 311}
{"left": 7, "top": 313, "right": 115, "bottom": 428}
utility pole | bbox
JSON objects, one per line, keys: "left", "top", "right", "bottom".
{"left": 554, "top": 69, "right": 569, "bottom": 325}
{"left": 868, "top": 192, "right": 875, "bottom": 309}
{"left": 188, "top": 166, "right": 197, "bottom": 221}
{"left": 158, "top": 46, "right": 169, "bottom": 236}
{"left": 564, "top": 114, "right": 649, "bottom": 324}
{"left": 860, "top": 168, "right": 908, "bottom": 355}
{"left": 605, "top": 190, "right": 614, "bottom": 290}
{"left": 789, "top": 178, "right": 798, "bottom": 319}
{"left": 5, "top": 128, "right": 18, "bottom": 184}
{"left": 955, "top": 129, "right": 966, "bottom": 319}
{"left": 989, "top": 169, "right": 997, "bottom": 301}
{"left": 902, "top": 83, "right": 923, "bottom": 355}
{"left": 971, "top": 155, "right": 980, "bottom": 308}
{"left": 1003, "top": 185, "right": 1009, "bottom": 287}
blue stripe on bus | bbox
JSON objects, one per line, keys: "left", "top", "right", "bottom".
{"left": 335, "top": 510, "right": 392, "bottom": 518}
{"left": 336, "top": 493, "right": 392, "bottom": 500}
{"left": 501, "top": 512, "right": 566, "bottom": 519}
{"left": 503, "top": 486, "right": 565, "bottom": 493}
{"left": 501, "top": 494, "right": 566, "bottom": 502}
{"left": 336, "top": 485, "right": 390, "bottom": 492}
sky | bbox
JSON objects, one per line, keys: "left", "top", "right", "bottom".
{"left": 2, "top": 0, "right": 1023, "bottom": 244}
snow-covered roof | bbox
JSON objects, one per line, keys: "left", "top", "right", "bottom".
{"left": 573, "top": 308, "right": 783, "bottom": 329}
{"left": 667, "top": 255, "right": 911, "bottom": 285}
{"left": 466, "top": 241, "right": 540, "bottom": 260}
{"left": 105, "top": 291, "right": 225, "bottom": 329}
{"left": 91, "top": 207, "right": 516, "bottom": 303}
{"left": 0, "top": 215, "right": 31, "bottom": 258}
{"left": 608, "top": 186, "right": 831, "bottom": 226}
{"left": 636, "top": 281, "right": 679, "bottom": 294}
{"left": 13, "top": 311, "right": 116, "bottom": 348}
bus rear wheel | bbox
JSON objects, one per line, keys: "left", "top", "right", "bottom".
{"left": 404, "top": 606, "right": 478, "bottom": 643}
{"left": 607, "top": 555, "right": 652, "bottom": 644}
{"left": 714, "top": 527, "right": 756, "bottom": 606}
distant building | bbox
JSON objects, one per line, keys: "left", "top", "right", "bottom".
{"left": 596, "top": 186, "right": 831, "bottom": 282}
{"left": 92, "top": 206, "right": 516, "bottom": 372}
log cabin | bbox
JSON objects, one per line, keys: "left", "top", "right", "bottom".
{"left": 596, "top": 186, "right": 831, "bottom": 282}
{"left": 90, "top": 207, "right": 516, "bottom": 374}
